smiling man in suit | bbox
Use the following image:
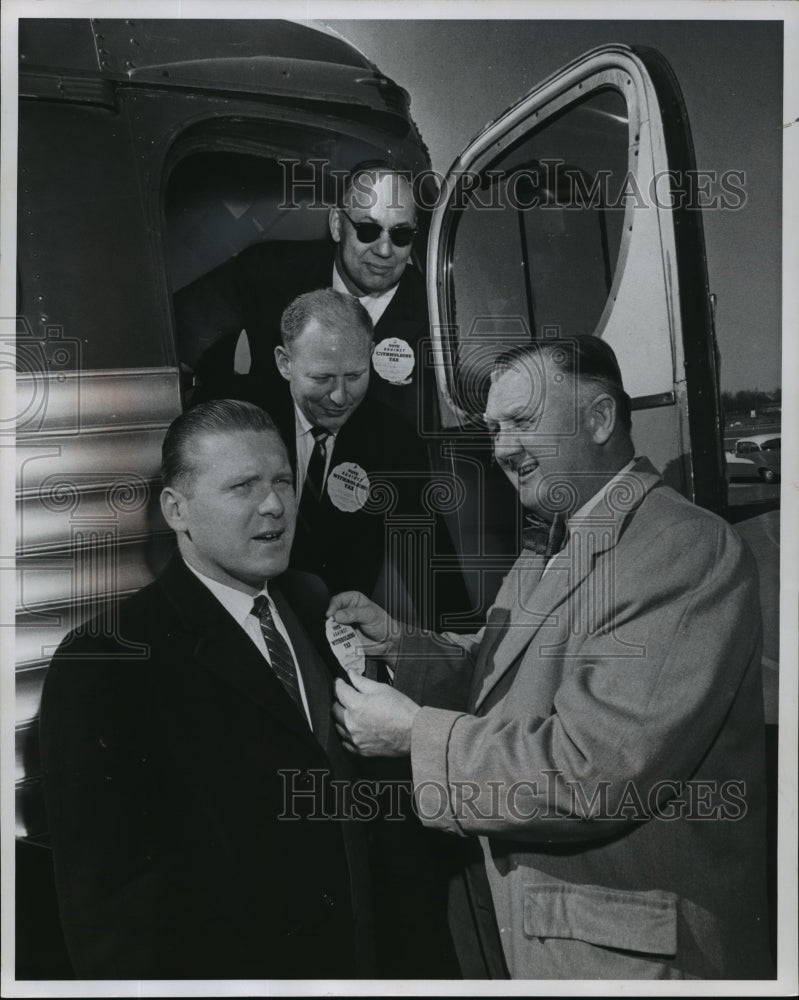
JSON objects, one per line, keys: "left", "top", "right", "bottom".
{"left": 40, "top": 400, "right": 373, "bottom": 980}
{"left": 175, "top": 161, "right": 428, "bottom": 430}
{"left": 331, "top": 336, "right": 773, "bottom": 980}
{"left": 271, "top": 287, "right": 466, "bottom": 632}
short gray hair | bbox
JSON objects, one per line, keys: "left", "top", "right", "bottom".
{"left": 279, "top": 288, "right": 373, "bottom": 350}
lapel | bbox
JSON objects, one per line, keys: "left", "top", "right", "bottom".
{"left": 374, "top": 264, "right": 425, "bottom": 337}
{"left": 467, "top": 551, "right": 549, "bottom": 711}
{"left": 375, "top": 275, "right": 409, "bottom": 332}
{"left": 267, "top": 387, "right": 299, "bottom": 473}
{"left": 466, "top": 605, "right": 512, "bottom": 709}
{"left": 327, "top": 400, "right": 375, "bottom": 475}
{"left": 158, "top": 554, "right": 320, "bottom": 747}
{"left": 472, "top": 459, "right": 661, "bottom": 713}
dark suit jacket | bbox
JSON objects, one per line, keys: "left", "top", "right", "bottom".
{"left": 174, "top": 240, "right": 431, "bottom": 430}
{"left": 190, "top": 374, "right": 469, "bottom": 631}
{"left": 40, "top": 555, "right": 373, "bottom": 980}
{"left": 271, "top": 391, "right": 430, "bottom": 603}
{"left": 264, "top": 393, "right": 463, "bottom": 978}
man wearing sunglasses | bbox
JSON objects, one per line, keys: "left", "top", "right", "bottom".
{"left": 175, "top": 160, "right": 429, "bottom": 432}
{"left": 329, "top": 165, "right": 418, "bottom": 316}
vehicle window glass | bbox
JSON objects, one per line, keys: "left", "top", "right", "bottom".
{"left": 166, "top": 152, "right": 334, "bottom": 293}
{"left": 737, "top": 442, "right": 757, "bottom": 453}
{"left": 447, "top": 87, "right": 629, "bottom": 412}
{"left": 165, "top": 145, "right": 400, "bottom": 381}
{"left": 762, "top": 438, "right": 781, "bottom": 450}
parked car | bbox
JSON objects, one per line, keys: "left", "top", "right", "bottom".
{"left": 725, "top": 434, "right": 781, "bottom": 483}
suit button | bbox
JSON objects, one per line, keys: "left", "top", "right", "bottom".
{"left": 321, "top": 891, "right": 335, "bottom": 908}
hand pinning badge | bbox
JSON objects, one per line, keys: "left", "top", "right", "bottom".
{"left": 325, "top": 617, "right": 366, "bottom": 675}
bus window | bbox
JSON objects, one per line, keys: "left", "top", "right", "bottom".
{"left": 449, "top": 87, "right": 628, "bottom": 413}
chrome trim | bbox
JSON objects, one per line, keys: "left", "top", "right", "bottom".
{"left": 16, "top": 782, "right": 48, "bottom": 840}
{"left": 14, "top": 367, "right": 180, "bottom": 840}
{"left": 16, "top": 665, "right": 50, "bottom": 726}
{"left": 16, "top": 721, "right": 39, "bottom": 781}
{"left": 17, "top": 485, "right": 164, "bottom": 557}
{"left": 19, "top": 72, "right": 116, "bottom": 107}
{"left": 16, "top": 580, "right": 159, "bottom": 684}
{"left": 16, "top": 367, "right": 181, "bottom": 437}
{"left": 17, "top": 532, "right": 172, "bottom": 610}
{"left": 630, "top": 391, "right": 676, "bottom": 410}
{"left": 17, "top": 428, "right": 166, "bottom": 497}
{"left": 427, "top": 45, "right": 680, "bottom": 422}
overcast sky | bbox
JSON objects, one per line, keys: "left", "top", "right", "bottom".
{"left": 325, "top": 18, "right": 784, "bottom": 394}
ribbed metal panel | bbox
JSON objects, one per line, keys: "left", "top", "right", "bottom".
{"left": 16, "top": 535, "right": 174, "bottom": 664}
{"left": 17, "top": 485, "right": 163, "bottom": 556}
{"left": 15, "top": 664, "right": 51, "bottom": 728}
{"left": 16, "top": 782, "right": 49, "bottom": 841}
{"left": 16, "top": 721, "right": 40, "bottom": 782}
{"left": 16, "top": 369, "right": 180, "bottom": 438}
{"left": 15, "top": 369, "right": 181, "bottom": 840}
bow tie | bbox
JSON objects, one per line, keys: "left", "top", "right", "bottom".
{"left": 522, "top": 512, "right": 569, "bottom": 557}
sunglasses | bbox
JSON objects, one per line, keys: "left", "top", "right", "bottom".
{"left": 339, "top": 210, "right": 416, "bottom": 248}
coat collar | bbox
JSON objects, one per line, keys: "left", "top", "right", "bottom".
{"left": 471, "top": 458, "right": 662, "bottom": 712}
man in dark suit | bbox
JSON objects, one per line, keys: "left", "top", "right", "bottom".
{"left": 265, "top": 287, "right": 466, "bottom": 635}
{"left": 271, "top": 287, "right": 462, "bottom": 977}
{"left": 39, "top": 400, "right": 373, "bottom": 980}
{"left": 174, "top": 160, "right": 430, "bottom": 430}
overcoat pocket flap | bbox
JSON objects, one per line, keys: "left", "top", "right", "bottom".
{"left": 523, "top": 882, "right": 678, "bottom": 956}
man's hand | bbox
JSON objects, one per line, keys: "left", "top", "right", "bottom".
{"left": 327, "top": 591, "right": 401, "bottom": 667}
{"left": 333, "top": 672, "right": 421, "bottom": 757}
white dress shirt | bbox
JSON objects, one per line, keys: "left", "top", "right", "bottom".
{"left": 332, "top": 263, "right": 399, "bottom": 327}
{"left": 185, "top": 561, "right": 314, "bottom": 728}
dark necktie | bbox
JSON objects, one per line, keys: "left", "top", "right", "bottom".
{"left": 300, "top": 426, "right": 331, "bottom": 507}
{"left": 251, "top": 595, "right": 306, "bottom": 720}
{"left": 522, "top": 511, "right": 569, "bottom": 557}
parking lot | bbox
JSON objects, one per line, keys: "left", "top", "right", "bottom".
{"left": 727, "top": 480, "right": 781, "bottom": 508}
{"left": 724, "top": 418, "right": 781, "bottom": 512}
{"left": 723, "top": 419, "right": 780, "bottom": 451}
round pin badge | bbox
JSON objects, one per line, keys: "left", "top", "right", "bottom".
{"left": 325, "top": 617, "right": 366, "bottom": 675}
{"left": 326, "top": 462, "right": 371, "bottom": 512}
{"left": 372, "top": 337, "right": 415, "bottom": 385}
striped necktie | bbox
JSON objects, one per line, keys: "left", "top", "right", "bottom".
{"left": 301, "top": 425, "right": 331, "bottom": 506}
{"left": 251, "top": 595, "right": 306, "bottom": 720}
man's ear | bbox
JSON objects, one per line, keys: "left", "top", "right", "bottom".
{"left": 329, "top": 207, "right": 342, "bottom": 244}
{"left": 588, "top": 393, "right": 616, "bottom": 445}
{"left": 160, "top": 486, "right": 188, "bottom": 534}
{"left": 274, "top": 345, "right": 291, "bottom": 382}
